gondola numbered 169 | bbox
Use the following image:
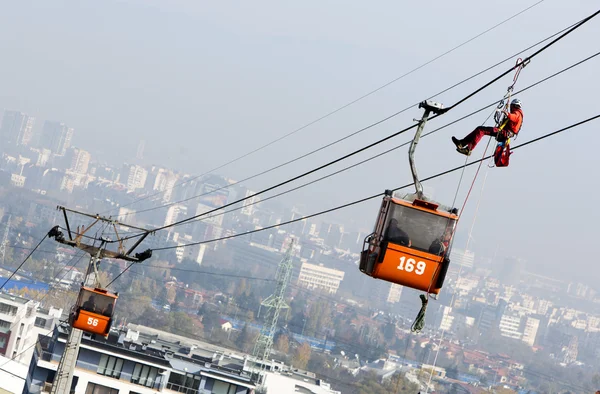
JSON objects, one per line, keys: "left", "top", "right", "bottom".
{"left": 359, "top": 100, "right": 459, "bottom": 296}
{"left": 359, "top": 190, "right": 458, "bottom": 295}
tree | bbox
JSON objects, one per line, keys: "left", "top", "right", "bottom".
{"left": 307, "top": 353, "right": 328, "bottom": 372}
{"left": 382, "top": 321, "right": 396, "bottom": 341}
{"left": 293, "top": 343, "right": 311, "bottom": 370}
{"left": 202, "top": 310, "right": 221, "bottom": 336}
{"left": 235, "top": 323, "right": 257, "bottom": 353}
{"left": 274, "top": 335, "right": 290, "bottom": 354}
{"left": 175, "top": 288, "right": 186, "bottom": 305}
{"left": 157, "top": 286, "right": 169, "bottom": 306}
{"left": 446, "top": 365, "right": 460, "bottom": 380}
{"left": 170, "top": 312, "right": 202, "bottom": 337}
{"left": 166, "top": 286, "right": 177, "bottom": 303}
{"left": 353, "top": 371, "right": 418, "bottom": 394}
{"left": 304, "top": 300, "right": 332, "bottom": 338}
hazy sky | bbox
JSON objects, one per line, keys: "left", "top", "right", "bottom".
{"left": 1, "top": 0, "right": 599, "bottom": 283}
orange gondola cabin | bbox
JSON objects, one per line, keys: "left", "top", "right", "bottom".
{"left": 360, "top": 190, "right": 458, "bottom": 295}
{"left": 69, "top": 287, "right": 118, "bottom": 337}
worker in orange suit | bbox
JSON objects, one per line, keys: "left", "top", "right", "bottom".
{"left": 452, "top": 98, "right": 523, "bottom": 156}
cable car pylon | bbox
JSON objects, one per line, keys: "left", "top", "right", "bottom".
{"left": 47, "top": 206, "right": 153, "bottom": 394}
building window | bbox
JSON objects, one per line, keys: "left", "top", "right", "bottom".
{"left": 0, "top": 320, "right": 10, "bottom": 333}
{"left": 85, "top": 382, "right": 119, "bottom": 394}
{"left": 167, "top": 372, "right": 201, "bottom": 392}
{"left": 0, "top": 303, "right": 18, "bottom": 316}
{"left": 131, "top": 363, "right": 159, "bottom": 388}
{"left": 35, "top": 317, "right": 47, "bottom": 328}
{"left": 19, "top": 322, "right": 24, "bottom": 336}
{"left": 97, "top": 354, "right": 124, "bottom": 379}
{"left": 212, "top": 380, "right": 238, "bottom": 394}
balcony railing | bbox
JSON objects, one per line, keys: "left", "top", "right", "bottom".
{"left": 165, "top": 382, "right": 210, "bottom": 394}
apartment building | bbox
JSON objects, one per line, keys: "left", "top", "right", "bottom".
{"left": 297, "top": 262, "right": 345, "bottom": 294}
{"left": 24, "top": 324, "right": 258, "bottom": 394}
{"left": 0, "top": 293, "right": 62, "bottom": 364}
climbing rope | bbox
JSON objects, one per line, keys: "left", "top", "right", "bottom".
{"left": 411, "top": 78, "right": 512, "bottom": 390}
{"left": 489, "top": 58, "right": 528, "bottom": 167}
{"left": 421, "top": 89, "right": 508, "bottom": 388}
{"left": 424, "top": 170, "right": 491, "bottom": 394}
{"left": 411, "top": 93, "right": 503, "bottom": 333}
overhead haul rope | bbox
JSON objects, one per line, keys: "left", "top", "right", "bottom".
{"left": 152, "top": 111, "right": 600, "bottom": 253}
{"left": 117, "top": 8, "right": 600, "bottom": 243}
{"left": 108, "top": 0, "right": 547, "bottom": 217}
{"left": 119, "top": 47, "right": 597, "bottom": 247}
{"left": 118, "top": 16, "right": 587, "bottom": 223}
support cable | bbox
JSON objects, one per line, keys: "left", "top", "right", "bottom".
{"left": 109, "top": 0, "right": 547, "bottom": 215}
{"left": 151, "top": 48, "right": 599, "bottom": 233}
{"left": 0, "top": 235, "right": 47, "bottom": 291}
{"left": 129, "top": 10, "right": 599, "bottom": 238}
{"left": 153, "top": 113, "right": 600, "bottom": 251}
{"left": 121, "top": 15, "right": 570, "bottom": 219}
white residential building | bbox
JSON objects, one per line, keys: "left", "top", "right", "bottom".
{"left": 439, "top": 306, "right": 454, "bottom": 331}
{"left": 70, "top": 148, "right": 91, "bottom": 174}
{"left": 522, "top": 317, "right": 540, "bottom": 346}
{"left": 25, "top": 324, "right": 258, "bottom": 394}
{"left": 152, "top": 169, "right": 179, "bottom": 203}
{"left": 386, "top": 284, "right": 403, "bottom": 304}
{"left": 164, "top": 205, "right": 186, "bottom": 227}
{"left": 297, "top": 262, "right": 345, "bottom": 294}
{"left": 0, "top": 293, "right": 62, "bottom": 364}
{"left": 240, "top": 189, "right": 260, "bottom": 216}
{"left": 499, "top": 313, "right": 522, "bottom": 340}
{"left": 450, "top": 248, "right": 475, "bottom": 269}
{"left": 127, "top": 165, "right": 148, "bottom": 191}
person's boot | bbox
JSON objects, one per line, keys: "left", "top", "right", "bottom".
{"left": 456, "top": 146, "right": 472, "bottom": 156}
{"left": 451, "top": 136, "right": 464, "bottom": 148}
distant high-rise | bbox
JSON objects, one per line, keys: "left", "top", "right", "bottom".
{"left": 136, "top": 139, "right": 145, "bottom": 160}
{"left": 0, "top": 110, "right": 35, "bottom": 150}
{"left": 493, "top": 256, "right": 524, "bottom": 286}
{"left": 69, "top": 148, "right": 91, "bottom": 174}
{"left": 319, "top": 222, "right": 332, "bottom": 238}
{"left": 319, "top": 222, "right": 343, "bottom": 248}
{"left": 450, "top": 248, "right": 475, "bottom": 269}
{"left": 386, "top": 283, "right": 403, "bottom": 304}
{"left": 126, "top": 165, "right": 148, "bottom": 191}
{"left": 164, "top": 205, "right": 186, "bottom": 227}
{"left": 240, "top": 188, "right": 260, "bottom": 216}
{"left": 152, "top": 168, "right": 178, "bottom": 203}
{"left": 39, "top": 121, "right": 73, "bottom": 155}
{"left": 340, "top": 231, "right": 362, "bottom": 251}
